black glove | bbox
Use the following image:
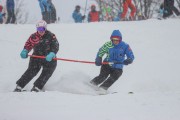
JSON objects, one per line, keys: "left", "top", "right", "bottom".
{"left": 95, "top": 56, "right": 102, "bottom": 66}
{"left": 82, "top": 15, "right": 86, "bottom": 20}
{"left": 123, "top": 58, "right": 133, "bottom": 65}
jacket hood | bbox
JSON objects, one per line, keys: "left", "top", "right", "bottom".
{"left": 110, "top": 30, "right": 122, "bottom": 40}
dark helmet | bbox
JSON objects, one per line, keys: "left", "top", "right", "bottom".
{"left": 91, "top": 4, "right": 96, "bottom": 9}
{"left": 75, "top": 5, "right": 81, "bottom": 9}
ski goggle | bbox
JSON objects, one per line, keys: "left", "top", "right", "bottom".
{"left": 37, "top": 27, "right": 46, "bottom": 32}
{"left": 111, "top": 38, "right": 120, "bottom": 41}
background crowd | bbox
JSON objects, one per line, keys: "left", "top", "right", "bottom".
{"left": 0, "top": 0, "right": 57, "bottom": 24}
{"left": 0, "top": 0, "right": 180, "bottom": 24}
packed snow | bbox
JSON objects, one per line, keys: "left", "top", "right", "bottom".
{"left": 0, "top": 19, "right": 180, "bottom": 120}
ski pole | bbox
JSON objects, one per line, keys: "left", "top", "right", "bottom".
{"left": 28, "top": 55, "right": 123, "bottom": 65}
{"left": 28, "top": 55, "right": 95, "bottom": 64}
{"left": 83, "top": 0, "right": 88, "bottom": 22}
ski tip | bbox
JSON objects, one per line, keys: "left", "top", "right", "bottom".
{"left": 128, "top": 92, "right": 134, "bottom": 94}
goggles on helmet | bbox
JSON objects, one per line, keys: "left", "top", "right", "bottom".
{"left": 37, "top": 27, "right": 46, "bottom": 32}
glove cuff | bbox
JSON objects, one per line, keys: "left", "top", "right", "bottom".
{"left": 23, "top": 49, "right": 28, "bottom": 52}
{"left": 49, "top": 52, "right": 56, "bottom": 57}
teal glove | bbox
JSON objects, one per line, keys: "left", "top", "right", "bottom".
{"left": 20, "top": 49, "right": 28, "bottom": 59}
{"left": 46, "top": 52, "right": 56, "bottom": 62}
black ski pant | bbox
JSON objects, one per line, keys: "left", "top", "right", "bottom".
{"left": 0, "top": 18, "right": 3, "bottom": 24}
{"left": 163, "top": 4, "right": 180, "bottom": 18}
{"left": 91, "top": 64, "right": 123, "bottom": 90}
{"left": 16, "top": 58, "right": 57, "bottom": 89}
{"left": 42, "top": 11, "right": 50, "bottom": 24}
{"left": 6, "top": 9, "right": 16, "bottom": 24}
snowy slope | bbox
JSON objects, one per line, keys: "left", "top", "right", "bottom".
{"left": 0, "top": 19, "right": 180, "bottom": 120}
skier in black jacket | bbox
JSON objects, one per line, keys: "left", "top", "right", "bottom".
{"left": 14, "top": 20, "right": 59, "bottom": 92}
{"left": 163, "top": 0, "right": 180, "bottom": 18}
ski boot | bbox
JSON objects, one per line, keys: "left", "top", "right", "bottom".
{"left": 13, "top": 85, "right": 22, "bottom": 92}
{"left": 97, "top": 86, "right": 108, "bottom": 95}
{"left": 90, "top": 81, "right": 100, "bottom": 90}
{"left": 90, "top": 80, "right": 98, "bottom": 86}
{"left": 31, "top": 86, "right": 41, "bottom": 92}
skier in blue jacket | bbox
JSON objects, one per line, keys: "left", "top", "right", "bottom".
{"left": 6, "top": 0, "right": 16, "bottom": 24}
{"left": 38, "top": 0, "right": 51, "bottom": 23}
{"left": 72, "top": 5, "right": 85, "bottom": 23}
{"left": 90, "top": 30, "right": 134, "bottom": 92}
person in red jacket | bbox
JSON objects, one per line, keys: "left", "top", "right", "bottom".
{"left": 121, "top": 0, "right": 136, "bottom": 21}
{"left": 0, "top": 5, "right": 3, "bottom": 12}
{"left": 0, "top": 5, "right": 6, "bottom": 24}
{"left": 88, "top": 4, "right": 100, "bottom": 22}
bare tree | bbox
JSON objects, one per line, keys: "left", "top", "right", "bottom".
{"left": 15, "top": 0, "right": 29, "bottom": 24}
{"left": 176, "top": 0, "right": 180, "bottom": 9}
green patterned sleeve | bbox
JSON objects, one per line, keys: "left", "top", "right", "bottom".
{"left": 97, "top": 41, "right": 112, "bottom": 57}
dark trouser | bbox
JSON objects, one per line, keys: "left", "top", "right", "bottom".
{"left": 91, "top": 64, "right": 123, "bottom": 90}
{"left": 6, "top": 9, "right": 16, "bottom": 24}
{"left": 163, "top": 5, "right": 180, "bottom": 18}
{"left": 16, "top": 58, "right": 57, "bottom": 89}
{"left": 50, "top": 11, "right": 57, "bottom": 23}
{"left": 170, "top": 6, "right": 180, "bottom": 15}
{"left": 42, "top": 11, "right": 50, "bottom": 24}
{"left": 0, "top": 18, "right": 3, "bottom": 24}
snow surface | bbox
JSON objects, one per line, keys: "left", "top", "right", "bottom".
{"left": 0, "top": 19, "right": 180, "bottom": 120}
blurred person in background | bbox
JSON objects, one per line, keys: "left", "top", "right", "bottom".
{"left": 0, "top": 4, "right": 6, "bottom": 24}
{"left": 162, "top": 0, "right": 180, "bottom": 18}
{"left": 121, "top": 0, "right": 136, "bottom": 21}
{"left": 6, "top": 0, "right": 16, "bottom": 24}
{"left": 48, "top": 0, "right": 57, "bottom": 23}
{"left": 88, "top": 4, "right": 100, "bottom": 22}
{"left": 72, "top": 5, "right": 85, "bottom": 23}
{"left": 38, "top": 0, "right": 51, "bottom": 23}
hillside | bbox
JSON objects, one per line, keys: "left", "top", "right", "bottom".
{"left": 0, "top": 19, "right": 180, "bottom": 120}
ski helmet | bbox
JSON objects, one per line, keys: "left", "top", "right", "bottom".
{"left": 91, "top": 4, "right": 96, "bottom": 9}
{"left": 36, "top": 20, "right": 47, "bottom": 31}
{"left": 75, "top": 5, "right": 80, "bottom": 9}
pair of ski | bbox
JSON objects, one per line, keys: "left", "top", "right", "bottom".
{"left": 20, "top": 89, "right": 117, "bottom": 95}
{"left": 17, "top": 88, "right": 134, "bottom": 96}
{"left": 86, "top": 82, "right": 118, "bottom": 95}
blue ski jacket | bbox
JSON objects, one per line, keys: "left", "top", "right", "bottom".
{"left": 72, "top": 10, "right": 83, "bottom": 23}
{"left": 0, "top": 12, "right": 5, "bottom": 21}
{"left": 97, "top": 30, "right": 135, "bottom": 69}
{"left": 6, "top": 0, "right": 14, "bottom": 10}
{"left": 38, "top": 0, "right": 51, "bottom": 12}
{"left": 0, "top": 13, "right": 3, "bottom": 22}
